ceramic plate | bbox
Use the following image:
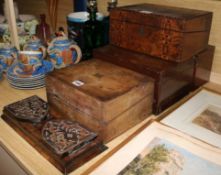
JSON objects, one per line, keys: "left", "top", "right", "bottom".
{"left": 6, "top": 63, "right": 47, "bottom": 89}
{"left": 9, "top": 84, "right": 45, "bottom": 90}
{"left": 7, "top": 75, "right": 45, "bottom": 83}
{"left": 7, "top": 79, "right": 45, "bottom": 87}
{"left": 7, "top": 63, "right": 45, "bottom": 79}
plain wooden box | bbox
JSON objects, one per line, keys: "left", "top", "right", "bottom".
{"left": 46, "top": 59, "right": 154, "bottom": 142}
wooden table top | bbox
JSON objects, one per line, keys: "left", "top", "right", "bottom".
{"left": 0, "top": 75, "right": 157, "bottom": 175}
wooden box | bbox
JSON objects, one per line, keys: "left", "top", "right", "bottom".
{"left": 94, "top": 45, "right": 195, "bottom": 114}
{"left": 110, "top": 3, "right": 212, "bottom": 62}
{"left": 46, "top": 59, "right": 154, "bottom": 142}
{"left": 194, "top": 45, "right": 215, "bottom": 87}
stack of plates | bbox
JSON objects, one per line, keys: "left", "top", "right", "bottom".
{"left": 6, "top": 62, "right": 52, "bottom": 90}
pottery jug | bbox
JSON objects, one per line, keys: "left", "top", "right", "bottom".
{"left": 0, "top": 44, "right": 18, "bottom": 71}
{"left": 47, "top": 36, "right": 82, "bottom": 69}
{"left": 23, "top": 36, "right": 46, "bottom": 58}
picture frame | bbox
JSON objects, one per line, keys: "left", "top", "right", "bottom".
{"left": 87, "top": 121, "right": 221, "bottom": 175}
{"left": 161, "top": 89, "right": 221, "bottom": 148}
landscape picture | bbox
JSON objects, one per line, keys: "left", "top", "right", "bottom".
{"left": 193, "top": 105, "right": 221, "bottom": 135}
{"left": 118, "top": 137, "right": 221, "bottom": 175}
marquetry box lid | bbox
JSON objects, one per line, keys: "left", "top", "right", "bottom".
{"left": 110, "top": 3, "right": 212, "bottom": 62}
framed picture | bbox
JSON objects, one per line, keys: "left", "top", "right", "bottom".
{"left": 161, "top": 89, "right": 221, "bottom": 148}
{"left": 88, "top": 122, "right": 221, "bottom": 175}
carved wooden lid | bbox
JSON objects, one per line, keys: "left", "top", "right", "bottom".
{"left": 42, "top": 119, "right": 97, "bottom": 155}
{"left": 4, "top": 95, "right": 49, "bottom": 123}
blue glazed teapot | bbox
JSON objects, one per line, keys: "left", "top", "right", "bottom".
{"left": 0, "top": 43, "right": 18, "bottom": 71}
{"left": 47, "top": 36, "right": 82, "bottom": 69}
{"left": 23, "top": 36, "right": 46, "bottom": 58}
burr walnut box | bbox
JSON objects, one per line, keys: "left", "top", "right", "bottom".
{"left": 110, "top": 3, "right": 212, "bottom": 62}
{"left": 46, "top": 59, "right": 154, "bottom": 142}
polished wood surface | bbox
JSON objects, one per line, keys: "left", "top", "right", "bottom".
{"left": 94, "top": 45, "right": 195, "bottom": 114}
{"left": 194, "top": 45, "right": 215, "bottom": 87}
{"left": 0, "top": 76, "right": 156, "bottom": 175}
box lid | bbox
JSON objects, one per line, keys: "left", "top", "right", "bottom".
{"left": 110, "top": 3, "right": 212, "bottom": 32}
{"left": 94, "top": 45, "right": 177, "bottom": 79}
{"left": 46, "top": 59, "right": 154, "bottom": 122}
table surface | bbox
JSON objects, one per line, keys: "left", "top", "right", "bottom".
{"left": 0, "top": 75, "right": 220, "bottom": 175}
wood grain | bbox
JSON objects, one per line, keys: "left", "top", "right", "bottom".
{"left": 109, "top": 4, "right": 212, "bottom": 62}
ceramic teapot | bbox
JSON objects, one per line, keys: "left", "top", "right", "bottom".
{"left": 23, "top": 36, "right": 46, "bottom": 58}
{"left": 47, "top": 36, "right": 82, "bottom": 69}
{"left": 0, "top": 43, "right": 18, "bottom": 71}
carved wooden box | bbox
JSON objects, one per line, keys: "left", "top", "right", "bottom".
{"left": 2, "top": 96, "right": 106, "bottom": 173}
{"left": 46, "top": 59, "right": 154, "bottom": 142}
{"left": 110, "top": 3, "right": 212, "bottom": 62}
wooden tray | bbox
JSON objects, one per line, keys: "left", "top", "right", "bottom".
{"left": 1, "top": 111, "right": 106, "bottom": 174}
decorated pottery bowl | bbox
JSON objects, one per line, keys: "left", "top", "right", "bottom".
{"left": 18, "top": 51, "right": 43, "bottom": 75}
{"left": 23, "top": 36, "right": 46, "bottom": 58}
{"left": 0, "top": 44, "right": 18, "bottom": 71}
